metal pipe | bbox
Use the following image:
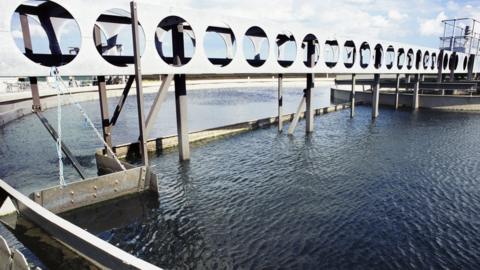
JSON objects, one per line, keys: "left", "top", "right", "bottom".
{"left": 97, "top": 76, "right": 112, "bottom": 154}
{"left": 130, "top": 1, "right": 149, "bottom": 165}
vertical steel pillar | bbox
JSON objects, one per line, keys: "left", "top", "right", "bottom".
{"left": 130, "top": 1, "right": 148, "bottom": 165}
{"left": 394, "top": 74, "right": 400, "bottom": 110}
{"left": 277, "top": 74, "right": 284, "bottom": 132}
{"left": 172, "top": 20, "right": 190, "bottom": 160}
{"left": 305, "top": 40, "right": 315, "bottom": 133}
{"left": 413, "top": 74, "right": 420, "bottom": 110}
{"left": 372, "top": 74, "right": 380, "bottom": 119}
{"left": 19, "top": 13, "right": 41, "bottom": 112}
{"left": 97, "top": 76, "right": 112, "bottom": 154}
{"left": 350, "top": 74, "right": 356, "bottom": 118}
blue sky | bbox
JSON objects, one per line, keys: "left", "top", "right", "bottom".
{"left": 10, "top": 0, "right": 480, "bottom": 61}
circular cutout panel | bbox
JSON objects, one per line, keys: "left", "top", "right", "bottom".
{"left": 243, "top": 26, "right": 269, "bottom": 67}
{"left": 94, "top": 9, "right": 146, "bottom": 67}
{"left": 11, "top": 1, "right": 82, "bottom": 67}
{"left": 276, "top": 31, "right": 296, "bottom": 68}
{"left": 360, "top": 42, "right": 370, "bottom": 69}
{"left": 302, "top": 34, "right": 320, "bottom": 68}
{"left": 204, "top": 24, "right": 236, "bottom": 67}
{"left": 385, "top": 46, "right": 394, "bottom": 69}
{"left": 156, "top": 16, "right": 196, "bottom": 67}
{"left": 374, "top": 44, "right": 383, "bottom": 69}
{"left": 343, "top": 40, "right": 356, "bottom": 68}
{"left": 397, "top": 48, "right": 405, "bottom": 69}
{"left": 324, "top": 40, "right": 339, "bottom": 68}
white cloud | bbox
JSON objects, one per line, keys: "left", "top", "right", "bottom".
{"left": 419, "top": 12, "right": 448, "bottom": 37}
{"left": 388, "top": 10, "right": 408, "bottom": 21}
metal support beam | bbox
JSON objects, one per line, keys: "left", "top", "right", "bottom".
{"left": 413, "top": 74, "right": 420, "bottom": 110}
{"left": 145, "top": 74, "right": 174, "bottom": 138}
{"left": 305, "top": 74, "right": 314, "bottom": 133}
{"left": 277, "top": 74, "right": 283, "bottom": 132}
{"left": 97, "top": 76, "right": 112, "bottom": 154}
{"left": 19, "top": 13, "right": 42, "bottom": 112}
{"left": 130, "top": 1, "right": 148, "bottom": 165}
{"left": 288, "top": 94, "right": 306, "bottom": 135}
{"left": 110, "top": 75, "right": 135, "bottom": 126}
{"left": 394, "top": 74, "right": 400, "bottom": 110}
{"left": 29, "top": 77, "right": 42, "bottom": 112}
{"left": 372, "top": 74, "right": 380, "bottom": 119}
{"left": 350, "top": 74, "right": 356, "bottom": 118}
{"left": 305, "top": 39, "right": 315, "bottom": 133}
{"left": 35, "top": 112, "right": 87, "bottom": 179}
{"left": 174, "top": 75, "right": 190, "bottom": 161}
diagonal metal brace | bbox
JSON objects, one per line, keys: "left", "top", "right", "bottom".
{"left": 110, "top": 75, "right": 135, "bottom": 126}
{"left": 35, "top": 112, "right": 87, "bottom": 179}
{"left": 145, "top": 74, "right": 174, "bottom": 138}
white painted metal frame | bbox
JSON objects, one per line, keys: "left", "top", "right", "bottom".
{"left": 0, "top": 0, "right": 479, "bottom": 77}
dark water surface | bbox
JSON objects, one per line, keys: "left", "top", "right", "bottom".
{"left": 92, "top": 106, "right": 480, "bottom": 270}
{"left": 2, "top": 85, "right": 480, "bottom": 269}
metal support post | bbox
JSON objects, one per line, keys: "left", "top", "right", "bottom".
{"left": 350, "top": 74, "right": 356, "bottom": 118}
{"left": 97, "top": 76, "right": 112, "bottom": 154}
{"left": 174, "top": 75, "right": 190, "bottom": 161}
{"left": 278, "top": 74, "right": 283, "bottom": 132}
{"left": 305, "top": 39, "right": 315, "bottom": 133}
{"left": 413, "top": 74, "right": 420, "bottom": 110}
{"left": 305, "top": 73, "right": 314, "bottom": 133}
{"left": 19, "top": 13, "right": 42, "bottom": 112}
{"left": 172, "top": 19, "right": 190, "bottom": 161}
{"left": 394, "top": 74, "right": 400, "bottom": 110}
{"left": 372, "top": 74, "right": 380, "bottom": 119}
{"left": 130, "top": 1, "right": 148, "bottom": 165}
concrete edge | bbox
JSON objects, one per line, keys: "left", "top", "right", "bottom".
{"left": 110, "top": 102, "right": 353, "bottom": 159}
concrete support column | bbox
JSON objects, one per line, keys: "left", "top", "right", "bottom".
{"left": 97, "top": 76, "right": 113, "bottom": 153}
{"left": 372, "top": 74, "right": 380, "bottom": 119}
{"left": 131, "top": 1, "right": 148, "bottom": 165}
{"left": 413, "top": 74, "right": 420, "bottom": 110}
{"left": 305, "top": 73, "right": 314, "bottom": 133}
{"left": 394, "top": 74, "right": 400, "bottom": 110}
{"left": 350, "top": 74, "right": 356, "bottom": 118}
{"left": 277, "top": 74, "right": 283, "bottom": 132}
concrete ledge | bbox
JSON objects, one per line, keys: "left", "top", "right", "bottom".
{"left": 111, "top": 103, "right": 352, "bottom": 159}
{"left": 332, "top": 88, "right": 480, "bottom": 111}
{"left": 0, "top": 78, "right": 334, "bottom": 127}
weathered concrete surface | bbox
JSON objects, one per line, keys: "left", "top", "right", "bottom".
{"left": 332, "top": 88, "right": 480, "bottom": 111}
{"left": 111, "top": 103, "right": 353, "bottom": 159}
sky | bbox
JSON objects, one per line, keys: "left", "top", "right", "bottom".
{"left": 156, "top": 0, "right": 480, "bottom": 48}
{"left": 10, "top": 0, "right": 480, "bottom": 64}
